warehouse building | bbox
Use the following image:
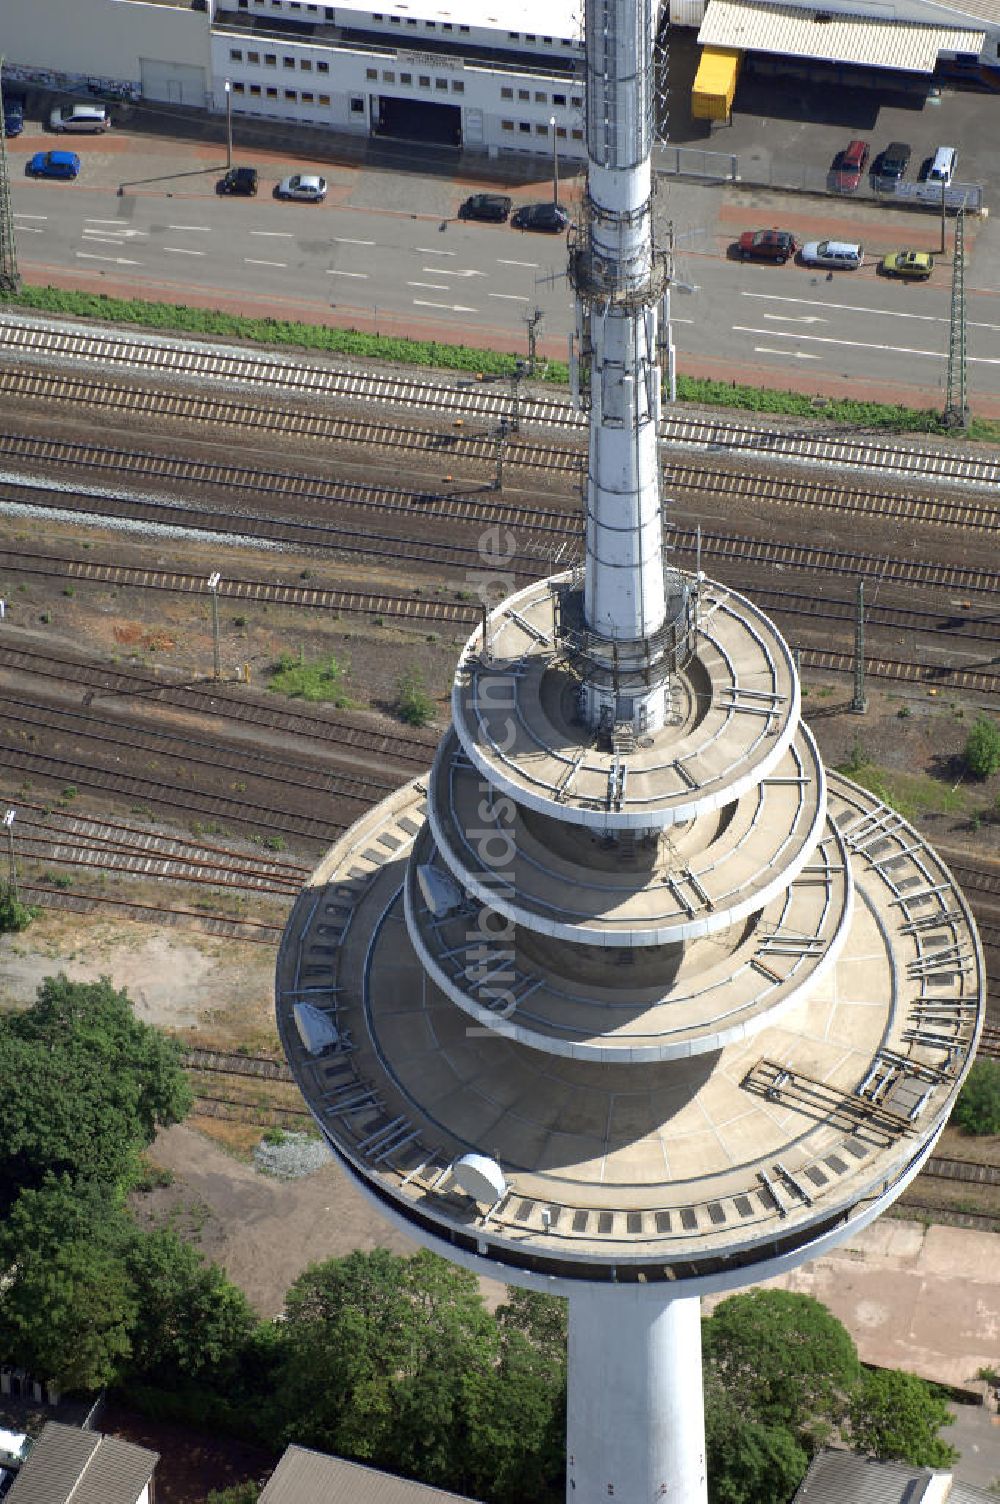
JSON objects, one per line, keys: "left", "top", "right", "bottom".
{"left": 0, "top": 0, "right": 587, "bottom": 161}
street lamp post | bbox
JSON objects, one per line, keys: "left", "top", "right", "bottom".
{"left": 550, "top": 115, "right": 559, "bottom": 207}
{"left": 207, "top": 572, "right": 222, "bottom": 680}
{"left": 224, "top": 79, "right": 233, "bottom": 170}
{"left": 3, "top": 808, "right": 17, "bottom": 904}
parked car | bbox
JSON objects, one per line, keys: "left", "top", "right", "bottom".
{"left": 26, "top": 150, "right": 80, "bottom": 179}
{"left": 737, "top": 228, "right": 797, "bottom": 263}
{"left": 832, "top": 138, "right": 869, "bottom": 192}
{"left": 881, "top": 249, "right": 934, "bottom": 280}
{"left": 218, "top": 166, "right": 259, "bottom": 196}
{"left": 927, "top": 145, "right": 957, "bottom": 186}
{"left": 49, "top": 103, "right": 110, "bottom": 133}
{"left": 877, "top": 141, "right": 911, "bottom": 180}
{"left": 3, "top": 95, "right": 25, "bottom": 138}
{"left": 459, "top": 192, "right": 513, "bottom": 223}
{"left": 511, "top": 202, "right": 570, "bottom": 233}
{"left": 275, "top": 172, "right": 327, "bottom": 202}
{"left": 800, "top": 239, "right": 864, "bottom": 270}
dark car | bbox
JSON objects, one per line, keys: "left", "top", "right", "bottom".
{"left": 511, "top": 202, "right": 569, "bottom": 233}
{"left": 26, "top": 150, "right": 80, "bottom": 180}
{"left": 459, "top": 192, "right": 513, "bottom": 223}
{"left": 878, "top": 141, "right": 911, "bottom": 180}
{"left": 737, "top": 228, "right": 797, "bottom": 263}
{"left": 218, "top": 165, "right": 259, "bottom": 196}
{"left": 3, "top": 95, "right": 24, "bottom": 138}
{"left": 832, "top": 138, "right": 869, "bottom": 192}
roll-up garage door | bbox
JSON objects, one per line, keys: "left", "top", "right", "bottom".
{"left": 140, "top": 59, "right": 208, "bottom": 107}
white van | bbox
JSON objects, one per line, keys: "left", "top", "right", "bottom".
{"left": 49, "top": 104, "right": 111, "bottom": 134}
{"left": 800, "top": 239, "right": 864, "bottom": 270}
{"left": 927, "top": 146, "right": 957, "bottom": 186}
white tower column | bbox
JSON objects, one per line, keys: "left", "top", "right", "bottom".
{"left": 566, "top": 1287, "right": 707, "bottom": 1504}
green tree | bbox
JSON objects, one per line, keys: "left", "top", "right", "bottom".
{"left": 0, "top": 975, "right": 191, "bottom": 1206}
{"left": 395, "top": 669, "right": 435, "bottom": 728}
{"left": 952, "top": 1059, "right": 1000, "bottom": 1136}
{"left": 124, "top": 1226, "right": 261, "bottom": 1386}
{"left": 705, "top": 1378, "right": 809, "bottom": 1504}
{"left": 0, "top": 1177, "right": 136, "bottom": 1391}
{"left": 965, "top": 716, "right": 1000, "bottom": 778}
{"left": 206, "top": 1486, "right": 261, "bottom": 1504}
{"left": 274, "top": 1249, "right": 498, "bottom": 1491}
{"left": 704, "top": 1290, "right": 860, "bottom": 1443}
{"left": 849, "top": 1368, "right": 957, "bottom": 1467}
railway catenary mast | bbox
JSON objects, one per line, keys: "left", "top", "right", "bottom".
{"left": 276, "top": 2, "right": 984, "bottom": 1502}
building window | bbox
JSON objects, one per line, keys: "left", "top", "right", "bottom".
{"left": 451, "top": 79, "right": 464, "bottom": 92}
{"left": 366, "top": 67, "right": 378, "bottom": 78}
{"left": 266, "top": 85, "right": 278, "bottom": 96}
{"left": 536, "top": 122, "right": 548, "bottom": 134}
{"left": 300, "top": 58, "right": 312, "bottom": 70}
{"left": 284, "top": 56, "right": 295, "bottom": 68}
{"left": 230, "top": 48, "right": 243, "bottom": 61}
{"left": 525, "top": 32, "right": 536, "bottom": 40}
{"left": 553, "top": 92, "right": 565, "bottom": 104}
{"left": 427, "top": 20, "right": 435, "bottom": 27}
{"left": 571, "top": 127, "right": 583, "bottom": 139}
{"left": 509, "top": 30, "right": 519, "bottom": 38}
{"left": 373, "top": 11, "right": 383, "bottom": 17}
{"left": 519, "top": 121, "right": 531, "bottom": 133}
{"left": 501, "top": 86, "right": 513, "bottom": 99}
{"left": 518, "top": 88, "right": 529, "bottom": 100}
{"left": 406, "top": 17, "right": 417, "bottom": 24}
{"left": 238, "top": 0, "right": 248, "bottom": 8}
{"left": 400, "top": 70, "right": 412, "bottom": 82}
{"left": 390, "top": 14, "right": 401, "bottom": 21}
{"left": 571, "top": 94, "right": 582, "bottom": 106}
{"left": 419, "top": 74, "right": 430, "bottom": 86}
{"left": 435, "top": 77, "right": 448, "bottom": 90}
{"left": 249, "top": 83, "right": 262, "bottom": 95}
{"left": 232, "top": 81, "right": 246, "bottom": 93}
{"left": 534, "top": 90, "right": 546, "bottom": 102}
{"left": 501, "top": 119, "right": 514, "bottom": 131}
{"left": 556, "top": 125, "right": 566, "bottom": 138}
{"left": 302, "top": 89, "right": 314, "bottom": 101}
{"left": 285, "top": 88, "right": 297, "bottom": 99}
{"left": 318, "top": 91, "right": 331, "bottom": 103}
{"left": 317, "top": 59, "right": 329, "bottom": 71}
{"left": 459, "top": 24, "right": 469, "bottom": 31}
{"left": 442, "top": 20, "right": 452, "bottom": 28}
{"left": 383, "top": 69, "right": 395, "bottom": 81}
{"left": 265, "top": 53, "right": 277, "bottom": 65}
{"left": 351, "top": 95, "right": 365, "bottom": 111}
{"left": 247, "top": 50, "right": 260, "bottom": 62}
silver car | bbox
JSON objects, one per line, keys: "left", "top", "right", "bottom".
{"left": 800, "top": 239, "right": 863, "bottom": 270}
{"left": 276, "top": 172, "right": 327, "bottom": 202}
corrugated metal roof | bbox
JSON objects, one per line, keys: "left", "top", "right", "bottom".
{"left": 792, "top": 1449, "right": 998, "bottom": 1504}
{"left": 6, "top": 1422, "right": 158, "bottom": 1504}
{"left": 258, "top": 1447, "right": 482, "bottom": 1504}
{"left": 697, "top": 0, "right": 984, "bottom": 71}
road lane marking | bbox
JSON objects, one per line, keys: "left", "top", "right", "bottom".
{"left": 408, "top": 281, "right": 449, "bottom": 290}
{"left": 75, "top": 252, "right": 142, "bottom": 265}
{"left": 168, "top": 224, "right": 211, "bottom": 232}
{"left": 734, "top": 325, "right": 1000, "bottom": 365}
{"left": 80, "top": 234, "right": 133, "bottom": 245}
{"left": 333, "top": 236, "right": 375, "bottom": 246}
{"left": 245, "top": 257, "right": 287, "bottom": 267}
{"left": 489, "top": 292, "right": 529, "bottom": 301}
{"left": 497, "top": 257, "right": 537, "bottom": 268}
{"left": 326, "top": 269, "right": 368, "bottom": 278}
{"left": 15, "top": 226, "right": 44, "bottom": 234}
{"left": 13, "top": 213, "right": 47, "bottom": 220}
{"left": 415, "top": 246, "right": 456, "bottom": 255}
{"left": 425, "top": 267, "right": 486, "bottom": 278}
{"left": 163, "top": 246, "right": 205, "bottom": 256}
{"left": 753, "top": 346, "right": 821, "bottom": 360}
{"left": 761, "top": 313, "right": 829, "bottom": 324}
{"left": 741, "top": 289, "right": 1000, "bottom": 333}
{"left": 250, "top": 230, "right": 294, "bottom": 237}
{"left": 413, "top": 300, "right": 478, "bottom": 313}
{"left": 84, "top": 218, "right": 127, "bottom": 225}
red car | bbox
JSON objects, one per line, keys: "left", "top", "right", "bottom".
{"left": 737, "top": 228, "right": 797, "bottom": 264}
{"left": 833, "top": 138, "right": 870, "bottom": 192}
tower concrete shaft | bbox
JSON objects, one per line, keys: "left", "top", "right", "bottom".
{"left": 575, "top": 0, "right": 674, "bottom": 733}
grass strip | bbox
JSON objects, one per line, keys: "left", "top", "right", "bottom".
{"left": 5, "top": 283, "right": 998, "bottom": 442}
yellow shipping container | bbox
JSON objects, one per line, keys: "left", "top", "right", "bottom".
{"left": 691, "top": 47, "right": 741, "bottom": 120}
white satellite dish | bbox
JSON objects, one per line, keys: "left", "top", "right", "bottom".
{"left": 293, "top": 1002, "right": 340, "bottom": 1055}
{"left": 451, "top": 1152, "right": 507, "bottom": 1204}
{"left": 417, "top": 864, "right": 464, "bottom": 917}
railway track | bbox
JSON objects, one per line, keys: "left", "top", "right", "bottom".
{"left": 4, "top": 314, "right": 1000, "bottom": 490}
{"left": 16, "top": 881, "right": 285, "bottom": 942}
{"left": 183, "top": 1046, "right": 294, "bottom": 1081}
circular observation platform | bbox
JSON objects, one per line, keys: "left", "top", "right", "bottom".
{"left": 275, "top": 773, "right": 984, "bottom": 1290}
{"left": 452, "top": 573, "right": 799, "bottom": 831}
{"left": 428, "top": 725, "right": 827, "bottom": 945}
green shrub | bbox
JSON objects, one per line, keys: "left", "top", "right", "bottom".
{"left": 0, "top": 888, "right": 39, "bottom": 932}
{"left": 396, "top": 669, "right": 435, "bottom": 728}
{"left": 965, "top": 717, "right": 1000, "bottom": 778}
{"left": 952, "top": 1059, "right": 1000, "bottom": 1136}
{"left": 267, "top": 651, "right": 352, "bottom": 706}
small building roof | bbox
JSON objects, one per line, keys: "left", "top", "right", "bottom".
{"left": 6, "top": 1422, "right": 158, "bottom": 1504}
{"left": 793, "top": 1448, "right": 999, "bottom": 1504}
{"left": 698, "top": 0, "right": 984, "bottom": 71}
{"left": 259, "top": 1446, "right": 482, "bottom": 1504}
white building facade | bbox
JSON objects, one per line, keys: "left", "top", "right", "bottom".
{"left": 0, "top": 0, "right": 587, "bottom": 160}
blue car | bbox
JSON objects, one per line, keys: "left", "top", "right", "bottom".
{"left": 3, "top": 96, "right": 24, "bottom": 137}
{"left": 27, "top": 150, "right": 80, "bottom": 179}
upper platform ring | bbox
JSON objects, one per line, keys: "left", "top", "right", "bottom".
{"left": 451, "top": 571, "right": 800, "bottom": 831}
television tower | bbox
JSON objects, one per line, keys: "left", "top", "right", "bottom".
{"left": 277, "top": 3, "right": 984, "bottom": 1501}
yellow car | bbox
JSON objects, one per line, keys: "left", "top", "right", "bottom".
{"left": 881, "top": 249, "right": 934, "bottom": 280}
